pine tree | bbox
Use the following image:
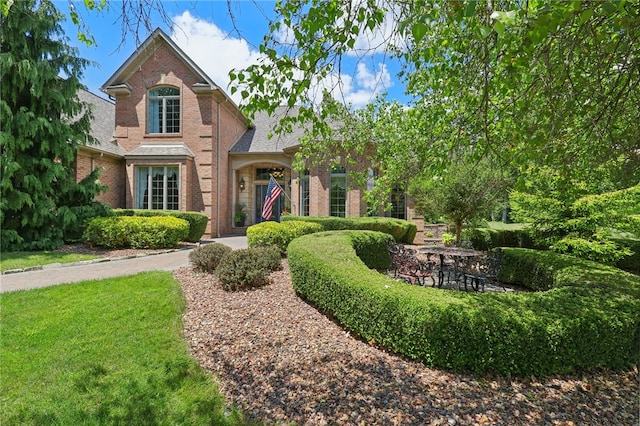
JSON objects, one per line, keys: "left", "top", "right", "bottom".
{"left": 1, "top": 0, "right": 106, "bottom": 251}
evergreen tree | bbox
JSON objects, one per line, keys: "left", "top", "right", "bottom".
{"left": 1, "top": 0, "right": 106, "bottom": 251}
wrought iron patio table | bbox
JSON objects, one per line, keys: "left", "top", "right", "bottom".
{"left": 418, "top": 246, "right": 484, "bottom": 288}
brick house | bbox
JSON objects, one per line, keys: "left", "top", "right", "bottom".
{"left": 76, "top": 28, "right": 422, "bottom": 239}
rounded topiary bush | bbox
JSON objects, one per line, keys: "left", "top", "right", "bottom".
{"left": 189, "top": 243, "right": 232, "bottom": 273}
{"left": 252, "top": 246, "right": 283, "bottom": 272}
{"left": 216, "top": 248, "right": 271, "bottom": 291}
{"left": 247, "top": 220, "right": 323, "bottom": 254}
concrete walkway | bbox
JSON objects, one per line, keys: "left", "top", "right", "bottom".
{"left": 0, "top": 236, "right": 248, "bottom": 293}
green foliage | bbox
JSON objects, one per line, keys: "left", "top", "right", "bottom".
{"left": 215, "top": 248, "right": 271, "bottom": 291}
{"left": 411, "top": 156, "right": 512, "bottom": 244}
{"left": 441, "top": 233, "right": 455, "bottom": 247}
{"left": 232, "top": 1, "right": 639, "bottom": 207}
{"left": 288, "top": 232, "right": 640, "bottom": 376}
{"left": 0, "top": 272, "right": 244, "bottom": 425}
{"left": 111, "top": 209, "right": 208, "bottom": 243}
{"left": 1, "top": 0, "right": 108, "bottom": 251}
{"left": 462, "top": 227, "right": 538, "bottom": 251}
{"left": 612, "top": 236, "right": 640, "bottom": 274}
{"left": 280, "top": 215, "right": 417, "bottom": 244}
{"left": 247, "top": 220, "right": 323, "bottom": 254}
{"left": 251, "top": 246, "right": 283, "bottom": 272}
{"left": 511, "top": 184, "right": 640, "bottom": 264}
{"left": 83, "top": 216, "right": 188, "bottom": 249}
{"left": 188, "top": 243, "right": 232, "bottom": 273}
{"left": 552, "top": 235, "right": 632, "bottom": 265}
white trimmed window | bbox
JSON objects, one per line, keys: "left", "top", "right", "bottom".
{"left": 147, "top": 87, "right": 180, "bottom": 134}
{"left": 135, "top": 166, "right": 179, "bottom": 210}
{"left": 300, "top": 170, "right": 310, "bottom": 216}
{"left": 330, "top": 167, "right": 346, "bottom": 217}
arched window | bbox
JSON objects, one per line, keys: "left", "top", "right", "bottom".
{"left": 147, "top": 87, "right": 180, "bottom": 134}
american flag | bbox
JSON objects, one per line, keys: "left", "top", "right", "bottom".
{"left": 261, "top": 176, "right": 283, "bottom": 220}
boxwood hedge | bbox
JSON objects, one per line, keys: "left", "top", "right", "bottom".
{"left": 287, "top": 231, "right": 640, "bottom": 376}
{"left": 84, "top": 216, "right": 189, "bottom": 249}
{"left": 247, "top": 220, "right": 323, "bottom": 254}
{"left": 280, "top": 215, "right": 417, "bottom": 244}
{"left": 462, "top": 227, "right": 540, "bottom": 251}
{"left": 111, "top": 209, "right": 208, "bottom": 243}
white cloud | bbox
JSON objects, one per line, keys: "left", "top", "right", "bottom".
{"left": 321, "top": 62, "right": 393, "bottom": 107}
{"left": 171, "top": 11, "right": 261, "bottom": 104}
{"left": 170, "top": 11, "right": 393, "bottom": 109}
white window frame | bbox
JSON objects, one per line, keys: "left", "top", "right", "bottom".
{"left": 147, "top": 87, "right": 180, "bottom": 134}
{"left": 135, "top": 165, "right": 180, "bottom": 210}
{"left": 330, "top": 166, "right": 347, "bottom": 217}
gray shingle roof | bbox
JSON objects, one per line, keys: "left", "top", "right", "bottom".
{"left": 126, "top": 144, "right": 195, "bottom": 158}
{"left": 231, "top": 106, "right": 306, "bottom": 153}
{"left": 77, "top": 89, "right": 124, "bottom": 156}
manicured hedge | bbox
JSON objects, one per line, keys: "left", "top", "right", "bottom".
{"left": 280, "top": 215, "right": 417, "bottom": 244}
{"left": 287, "top": 231, "right": 640, "bottom": 376}
{"left": 247, "top": 220, "right": 324, "bottom": 254}
{"left": 462, "top": 227, "right": 539, "bottom": 251}
{"left": 84, "top": 216, "right": 189, "bottom": 249}
{"left": 112, "top": 209, "right": 208, "bottom": 243}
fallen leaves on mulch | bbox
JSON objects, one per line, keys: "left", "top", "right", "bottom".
{"left": 176, "top": 261, "right": 639, "bottom": 425}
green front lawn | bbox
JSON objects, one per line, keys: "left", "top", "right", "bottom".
{"left": 485, "top": 221, "right": 525, "bottom": 230}
{"left": 0, "top": 251, "right": 98, "bottom": 272}
{"left": 0, "top": 272, "right": 248, "bottom": 425}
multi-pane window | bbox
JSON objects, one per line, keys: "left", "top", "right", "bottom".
{"left": 300, "top": 170, "right": 309, "bottom": 216}
{"left": 330, "top": 167, "right": 346, "bottom": 217}
{"left": 135, "top": 166, "right": 179, "bottom": 210}
{"left": 256, "top": 167, "right": 285, "bottom": 182}
{"left": 147, "top": 87, "right": 180, "bottom": 134}
{"left": 389, "top": 185, "right": 406, "bottom": 219}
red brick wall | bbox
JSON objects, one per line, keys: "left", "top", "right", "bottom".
{"left": 75, "top": 150, "right": 125, "bottom": 208}
{"left": 111, "top": 40, "right": 248, "bottom": 237}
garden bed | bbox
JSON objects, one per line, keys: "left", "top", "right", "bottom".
{"left": 177, "top": 261, "right": 638, "bottom": 425}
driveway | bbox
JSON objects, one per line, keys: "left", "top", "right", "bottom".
{"left": 0, "top": 236, "right": 248, "bottom": 293}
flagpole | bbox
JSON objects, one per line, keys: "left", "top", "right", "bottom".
{"left": 269, "top": 174, "right": 292, "bottom": 203}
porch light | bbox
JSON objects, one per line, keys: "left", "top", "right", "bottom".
{"left": 239, "top": 177, "right": 246, "bottom": 191}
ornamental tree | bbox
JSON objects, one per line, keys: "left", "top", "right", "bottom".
{"left": 411, "top": 155, "right": 512, "bottom": 244}
{"left": 1, "top": 0, "right": 106, "bottom": 251}
{"left": 510, "top": 183, "right": 640, "bottom": 264}
{"left": 230, "top": 1, "right": 639, "bottom": 203}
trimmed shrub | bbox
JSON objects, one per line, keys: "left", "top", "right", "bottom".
{"left": 287, "top": 231, "right": 640, "bottom": 376}
{"left": 189, "top": 243, "right": 232, "bottom": 273}
{"left": 280, "top": 216, "right": 417, "bottom": 244}
{"left": 247, "top": 220, "right": 323, "bottom": 254}
{"left": 216, "top": 248, "right": 271, "bottom": 291}
{"left": 83, "top": 216, "right": 189, "bottom": 249}
{"left": 251, "top": 246, "right": 283, "bottom": 272}
{"left": 83, "top": 217, "right": 129, "bottom": 248}
{"left": 111, "top": 209, "right": 208, "bottom": 242}
{"left": 462, "top": 227, "right": 538, "bottom": 251}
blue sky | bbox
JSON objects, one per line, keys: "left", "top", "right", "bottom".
{"left": 58, "top": 1, "right": 409, "bottom": 108}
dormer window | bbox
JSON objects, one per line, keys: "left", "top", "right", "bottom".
{"left": 147, "top": 87, "right": 180, "bottom": 134}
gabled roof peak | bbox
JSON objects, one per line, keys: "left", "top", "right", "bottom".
{"left": 100, "top": 27, "right": 244, "bottom": 119}
{"left": 101, "top": 28, "right": 217, "bottom": 91}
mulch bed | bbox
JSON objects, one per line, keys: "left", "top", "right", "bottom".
{"left": 176, "top": 260, "right": 639, "bottom": 426}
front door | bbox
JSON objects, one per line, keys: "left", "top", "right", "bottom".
{"left": 255, "top": 184, "right": 282, "bottom": 222}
